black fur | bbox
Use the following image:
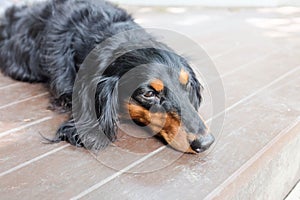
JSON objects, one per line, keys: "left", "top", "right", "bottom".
{"left": 0, "top": 0, "right": 213, "bottom": 152}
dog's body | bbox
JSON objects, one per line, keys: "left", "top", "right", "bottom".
{"left": 0, "top": 0, "right": 214, "bottom": 153}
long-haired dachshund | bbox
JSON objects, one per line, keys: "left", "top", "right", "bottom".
{"left": 0, "top": 0, "right": 214, "bottom": 153}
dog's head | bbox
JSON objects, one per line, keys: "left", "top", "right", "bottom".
{"left": 78, "top": 48, "right": 214, "bottom": 153}
{"left": 101, "top": 48, "right": 214, "bottom": 153}
{"left": 126, "top": 74, "right": 214, "bottom": 153}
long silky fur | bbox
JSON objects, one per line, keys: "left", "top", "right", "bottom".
{"left": 0, "top": 0, "right": 203, "bottom": 151}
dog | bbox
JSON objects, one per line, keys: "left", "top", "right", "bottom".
{"left": 0, "top": 0, "right": 214, "bottom": 153}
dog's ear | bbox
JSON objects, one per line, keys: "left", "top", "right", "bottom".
{"left": 179, "top": 58, "right": 203, "bottom": 110}
{"left": 94, "top": 76, "right": 119, "bottom": 146}
{"left": 64, "top": 76, "right": 119, "bottom": 150}
{"left": 189, "top": 72, "right": 203, "bottom": 110}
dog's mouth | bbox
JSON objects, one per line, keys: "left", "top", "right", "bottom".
{"left": 126, "top": 103, "right": 214, "bottom": 154}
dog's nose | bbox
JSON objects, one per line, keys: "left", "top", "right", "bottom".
{"left": 190, "top": 133, "right": 215, "bottom": 153}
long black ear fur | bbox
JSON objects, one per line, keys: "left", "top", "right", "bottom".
{"left": 189, "top": 72, "right": 203, "bottom": 110}
{"left": 55, "top": 76, "right": 119, "bottom": 150}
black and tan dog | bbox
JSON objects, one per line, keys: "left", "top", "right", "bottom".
{"left": 0, "top": 0, "right": 214, "bottom": 153}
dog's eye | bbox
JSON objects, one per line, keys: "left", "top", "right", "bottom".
{"left": 144, "top": 91, "right": 155, "bottom": 98}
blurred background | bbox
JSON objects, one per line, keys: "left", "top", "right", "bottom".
{"left": 114, "top": 0, "right": 300, "bottom": 7}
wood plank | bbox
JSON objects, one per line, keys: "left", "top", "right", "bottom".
{"left": 0, "top": 95, "right": 54, "bottom": 133}
{"left": 0, "top": 116, "right": 67, "bottom": 173}
{"left": 0, "top": 75, "right": 17, "bottom": 88}
{"left": 0, "top": 82, "right": 47, "bottom": 108}
{"left": 286, "top": 181, "right": 300, "bottom": 200}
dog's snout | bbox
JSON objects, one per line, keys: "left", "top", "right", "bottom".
{"left": 190, "top": 133, "right": 215, "bottom": 153}
{"left": 185, "top": 117, "right": 207, "bottom": 135}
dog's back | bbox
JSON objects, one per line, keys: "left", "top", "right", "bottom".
{"left": 0, "top": 2, "right": 54, "bottom": 82}
{"left": 0, "top": 0, "right": 135, "bottom": 84}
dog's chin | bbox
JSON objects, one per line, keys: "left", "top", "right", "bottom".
{"left": 156, "top": 128, "right": 197, "bottom": 154}
{"left": 168, "top": 142, "right": 198, "bottom": 154}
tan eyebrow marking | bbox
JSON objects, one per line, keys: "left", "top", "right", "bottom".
{"left": 150, "top": 79, "right": 164, "bottom": 92}
{"left": 179, "top": 68, "right": 189, "bottom": 85}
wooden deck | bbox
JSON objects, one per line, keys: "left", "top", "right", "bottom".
{"left": 1, "top": 5, "right": 300, "bottom": 200}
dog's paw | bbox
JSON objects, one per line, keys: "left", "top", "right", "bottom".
{"left": 48, "top": 93, "right": 72, "bottom": 113}
{"left": 56, "top": 120, "right": 84, "bottom": 147}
